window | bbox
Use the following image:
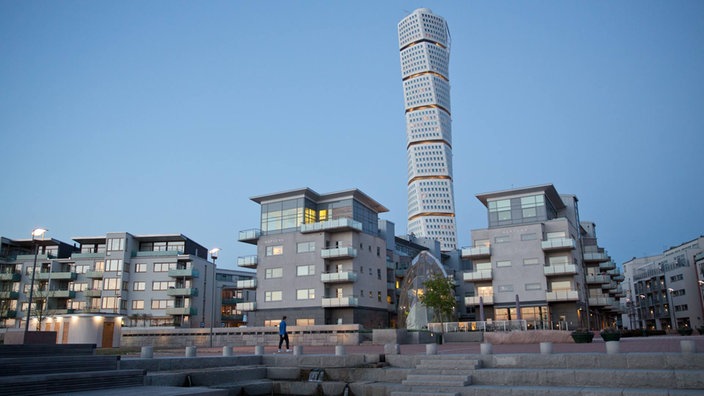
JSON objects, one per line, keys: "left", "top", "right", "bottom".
{"left": 489, "top": 199, "right": 511, "bottom": 220}
{"left": 521, "top": 233, "right": 537, "bottom": 241}
{"left": 377, "top": 269, "right": 381, "bottom": 280}
{"left": 265, "top": 268, "right": 283, "bottom": 279}
{"left": 548, "top": 255, "right": 570, "bottom": 265}
{"left": 133, "top": 281, "right": 146, "bottom": 291}
{"left": 496, "top": 260, "right": 512, "bottom": 267}
{"left": 75, "top": 265, "right": 89, "bottom": 274}
{"left": 94, "top": 261, "right": 105, "bottom": 271}
{"left": 265, "top": 291, "right": 283, "bottom": 302}
{"left": 378, "top": 291, "right": 382, "bottom": 302}
{"left": 546, "top": 231, "right": 566, "bottom": 240}
{"left": 266, "top": 245, "right": 283, "bottom": 256}
{"left": 152, "top": 281, "right": 175, "bottom": 291}
{"left": 105, "top": 259, "right": 122, "bottom": 271}
{"left": 498, "top": 285, "right": 514, "bottom": 293}
{"left": 132, "top": 300, "right": 145, "bottom": 310}
{"left": 154, "top": 262, "right": 175, "bottom": 272}
{"left": 296, "top": 318, "right": 315, "bottom": 326}
{"left": 151, "top": 299, "right": 173, "bottom": 309}
{"left": 297, "top": 265, "right": 315, "bottom": 276}
{"left": 670, "top": 274, "right": 684, "bottom": 282}
{"left": 70, "top": 282, "right": 87, "bottom": 291}
{"left": 102, "top": 296, "right": 120, "bottom": 310}
{"left": 550, "top": 281, "right": 572, "bottom": 291}
{"left": 135, "top": 263, "right": 147, "bottom": 273}
{"left": 104, "top": 277, "right": 120, "bottom": 290}
{"left": 525, "top": 283, "right": 542, "bottom": 291}
{"left": 523, "top": 258, "right": 539, "bottom": 266}
{"left": 107, "top": 238, "right": 124, "bottom": 251}
{"left": 495, "top": 235, "right": 510, "bottom": 244}
{"left": 297, "top": 242, "right": 315, "bottom": 253}
{"left": 296, "top": 289, "right": 315, "bottom": 300}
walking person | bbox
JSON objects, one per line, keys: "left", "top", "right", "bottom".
{"left": 278, "top": 315, "right": 289, "bottom": 352}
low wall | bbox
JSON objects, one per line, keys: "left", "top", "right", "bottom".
{"left": 121, "top": 324, "right": 364, "bottom": 348}
{"left": 2, "top": 330, "right": 57, "bottom": 345}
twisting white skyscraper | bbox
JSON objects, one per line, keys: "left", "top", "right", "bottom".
{"left": 398, "top": 8, "right": 457, "bottom": 251}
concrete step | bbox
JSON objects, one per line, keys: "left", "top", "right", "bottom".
{"left": 392, "top": 392, "right": 460, "bottom": 396}
{"left": 402, "top": 374, "right": 471, "bottom": 387}
{"left": 212, "top": 379, "right": 273, "bottom": 396}
{"left": 417, "top": 359, "right": 481, "bottom": 370}
{"left": 470, "top": 368, "right": 704, "bottom": 390}
{"left": 63, "top": 385, "right": 229, "bottom": 396}
{"left": 145, "top": 366, "right": 267, "bottom": 387}
{"left": 452, "top": 385, "right": 704, "bottom": 396}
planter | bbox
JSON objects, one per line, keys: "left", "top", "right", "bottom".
{"left": 571, "top": 332, "right": 594, "bottom": 343}
{"left": 601, "top": 332, "right": 621, "bottom": 342}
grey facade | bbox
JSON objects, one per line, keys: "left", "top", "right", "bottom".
{"left": 237, "top": 188, "right": 394, "bottom": 328}
{"left": 462, "top": 184, "right": 622, "bottom": 330}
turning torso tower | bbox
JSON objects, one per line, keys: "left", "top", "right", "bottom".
{"left": 398, "top": 8, "right": 457, "bottom": 251}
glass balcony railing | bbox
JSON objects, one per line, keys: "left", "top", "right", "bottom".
{"left": 320, "top": 247, "right": 357, "bottom": 260}
{"left": 237, "top": 255, "right": 258, "bottom": 268}
{"left": 238, "top": 302, "right": 256, "bottom": 311}
{"left": 238, "top": 229, "right": 261, "bottom": 245}
{"left": 462, "top": 270, "right": 493, "bottom": 282}
{"left": 166, "top": 306, "right": 197, "bottom": 316}
{"left": 167, "top": 287, "right": 198, "bottom": 297}
{"left": 320, "top": 271, "right": 357, "bottom": 283}
{"left": 464, "top": 295, "right": 494, "bottom": 306}
{"left": 168, "top": 268, "right": 199, "bottom": 278}
{"left": 322, "top": 296, "right": 359, "bottom": 307}
{"left": 461, "top": 246, "right": 491, "bottom": 258}
{"left": 546, "top": 290, "right": 578, "bottom": 301}
{"left": 543, "top": 264, "right": 577, "bottom": 276}
{"left": 300, "top": 218, "right": 363, "bottom": 234}
{"left": 541, "top": 238, "right": 576, "bottom": 251}
{"left": 236, "top": 279, "right": 257, "bottom": 289}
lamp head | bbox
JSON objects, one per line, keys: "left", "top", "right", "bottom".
{"left": 31, "top": 228, "right": 48, "bottom": 238}
{"left": 209, "top": 248, "right": 221, "bottom": 260}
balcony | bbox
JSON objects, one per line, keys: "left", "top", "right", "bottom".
{"left": 546, "top": 290, "right": 579, "bottom": 302}
{"left": 84, "top": 289, "right": 101, "bottom": 297}
{"left": 543, "top": 264, "right": 578, "bottom": 276}
{"left": 0, "top": 310, "right": 17, "bottom": 318}
{"left": 238, "top": 229, "right": 261, "bottom": 245}
{"left": 236, "top": 279, "right": 257, "bottom": 289}
{"left": 589, "top": 296, "right": 615, "bottom": 306}
{"left": 465, "top": 295, "right": 493, "bottom": 306}
{"left": 586, "top": 274, "right": 611, "bottom": 284}
{"left": 222, "top": 297, "right": 243, "bottom": 305}
{"left": 134, "top": 250, "right": 182, "bottom": 258}
{"left": 237, "top": 255, "right": 258, "bottom": 269}
{"left": 166, "top": 307, "right": 197, "bottom": 316}
{"left": 85, "top": 271, "right": 104, "bottom": 279}
{"left": 71, "top": 252, "right": 105, "bottom": 259}
{"left": 599, "top": 261, "right": 616, "bottom": 271}
{"left": 584, "top": 252, "right": 609, "bottom": 263}
{"left": 321, "top": 272, "right": 358, "bottom": 283}
{"left": 47, "top": 290, "right": 76, "bottom": 298}
{"left": 462, "top": 270, "right": 493, "bottom": 282}
{"left": 0, "top": 291, "right": 19, "bottom": 299}
{"left": 167, "top": 287, "right": 198, "bottom": 297}
{"left": 300, "top": 218, "right": 362, "bottom": 234}
{"left": 168, "top": 268, "right": 200, "bottom": 278}
{"left": 322, "top": 296, "right": 359, "bottom": 308}
{"left": 461, "top": 245, "right": 491, "bottom": 259}
{"left": 320, "top": 247, "right": 357, "bottom": 260}
{"left": 541, "top": 238, "right": 576, "bottom": 251}
{"left": 0, "top": 272, "right": 21, "bottom": 281}
{"left": 239, "top": 302, "right": 256, "bottom": 311}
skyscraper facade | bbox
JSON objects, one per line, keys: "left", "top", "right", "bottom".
{"left": 398, "top": 8, "right": 457, "bottom": 251}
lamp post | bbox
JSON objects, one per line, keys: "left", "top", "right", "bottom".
{"left": 24, "top": 228, "right": 47, "bottom": 336}
{"left": 208, "top": 248, "right": 220, "bottom": 348}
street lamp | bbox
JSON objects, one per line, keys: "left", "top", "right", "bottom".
{"left": 208, "top": 248, "right": 220, "bottom": 348}
{"left": 24, "top": 228, "right": 47, "bottom": 336}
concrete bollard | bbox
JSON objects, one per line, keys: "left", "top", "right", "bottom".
{"left": 335, "top": 345, "right": 346, "bottom": 356}
{"left": 426, "top": 343, "right": 438, "bottom": 355}
{"left": 222, "top": 346, "right": 233, "bottom": 356}
{"left": 605, "top": 341, "right": 620, "bottom": 354}
{"left": 540, "top": 342, "right": 553, "bottom": 355}
{"left": 480, "top": 342, "right": 493, "bottom": 355}
{"left": 140, "top": 346, "right": 153, "bottom": 359}
{"left": 185, "top": 346, "right": 197, "bottom": 357}
{"left": 384, "top": 343, "right": 400, "bottom": 355}
{"left": 681, "top": 340, "right": 697, "bottom": 354}
{"left": 254, "top": 345, "right": 264, "bottom": 355}
{"left": 293, "top": 345, "right": 303, "bottom": 355}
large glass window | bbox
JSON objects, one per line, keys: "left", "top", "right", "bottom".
{"left": 266, "top": 245, "right": 283, "bottom": 256}
{"left": 265, "top": 291, "right": 283, "bottom": 302}
{"left": 297, "top": 242, "right": 315, "bottom": 253}
{"left": 265, "top": 268, "right": 283, "bottom": 279}
{"left": 296, "top": 289, "right": 315, "bottom": 300}
{"left": 105, "top": 259, "right": 122, "bottom": 271}
{"left": 297, "top": 265, "right": 315, "bottom": 276}
{"left": 107, "top": 238, "right": 124, "bottom": 251}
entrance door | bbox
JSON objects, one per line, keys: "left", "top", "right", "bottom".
{"left": 101, "top": 321, "right": 114, "bottom": 348}
{"left": 61, "top": 322, "right": 70, "bottom": 344}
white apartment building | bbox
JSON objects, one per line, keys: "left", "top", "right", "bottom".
{"left": 398, "top": 8, "right": 458, "bottom": 251}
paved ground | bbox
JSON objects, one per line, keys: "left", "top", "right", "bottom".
{"left": 139, "top": 335, "right": 704, "bottom": 357}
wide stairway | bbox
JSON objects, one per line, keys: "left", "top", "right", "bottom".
{"left": 389, "top": 353, "right": 704, "bottom": 396}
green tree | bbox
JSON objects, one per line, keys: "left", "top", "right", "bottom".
{"left": 419, "top": 272, "right": 456, "bottom": 329}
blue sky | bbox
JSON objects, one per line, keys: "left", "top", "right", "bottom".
{"left": 1, "top": 1, "right": 702, "bottom": 269}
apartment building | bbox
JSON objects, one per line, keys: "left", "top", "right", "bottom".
{"left": 0, "top": 232, "right": 239, "bottom": 331}
{"left": 461, "top": 184, "right": 622, "bottom": 330}
{"left": 623, "top": 236, "right": 704, "bottom": 331}
{"left": 237, "top": 188, "right": 393, "bottom": 328}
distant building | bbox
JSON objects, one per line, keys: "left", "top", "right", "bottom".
{"left": 398, "top": 8, "right": 458, "bottom": 251}
{"left": 0, "top": 232, "right": 254, "bottom": 341}
{"left": 461, "top": 184, "right": 622, "bottom": 330}
{"left": 622, "top": 236, "right": 704, "bottom": 331}
{"left": 237, "top": 188, "right": 393, "bottom": 328}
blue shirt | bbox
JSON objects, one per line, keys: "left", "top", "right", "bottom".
{"left": 279, "top": 320, "right": 287, "bottom": 335}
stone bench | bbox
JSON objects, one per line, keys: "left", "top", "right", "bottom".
{"left": 0, "top": 369, "right": 146, "bottom": 396}
{"left": 0, "top": 343, "right": 96, "bottom": 358}
{"left": 0, "top": 355, "right": 120, "bottom": 376}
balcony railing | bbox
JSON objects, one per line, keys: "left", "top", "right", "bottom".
{"left": 168, "top": 268, "right": 200, "bottom": 278}
{"left": 460, "top": 245, "right": 491, "bottom": 259}
{"left": 543, "top": 264, "right": 577, "bottom": 276}
{"left": 586, "top": 274, "right": 611, "bottom": 284}
{"left": 84, "top": 289, "right": 101, "bottom": 297}
{"left": 236, "top": 279, "right": 257, "bottom": 289}
{"left": 300, "top": 218, "right": 362, "bottom": 234}
{"left": 322, "top": 296, "right": 359, "bottom": 307}
{"left": 37, "top": 272, "right": 77, "bottom": 280}
{"left": 462, "top": 270, "right": 493, "bottom": 282}
{"left": 465, "top": 295, "right": 494, "bottom": 306}
{"left": 589, "top": 296, "right": 615, "bottom": 306}
{"left": 71, "top": 252, "right": 105, "bottom": 259}
{"left": 0, "top": 291, "right": 19, "bottom": 299}
{"left": 541, "top": 238, "right": 576, "bottom": 251}
{"left": 584, "top": 252, "right": 609, "bottom": 263}
{"left": 321, "top": 272, "right": 358, "bottom": 283}
{"left": 85, "top": 271, "right": 104, "bottom": 279}
{"left": 238, "top": 229, "right": 261, "bottom": 245}
{"left": 0, "top": 272, "right": 21, "bottom": 281}
{"left": 237, "top": 255, "right": 258, "bottom": 268}
{"left": 320, "top": 247, "right": 357, "bottom": 260}
{"left": 133, "top": 250, "right": 183, "bottom": 257}
{"left": 599, "top": 261, "right": 616, "bottom": 271}
{"left": 546, "top": 290, "right": 579, "bottom": 302}
{"left": 46, "top": 290, "right": 76, "bottom": 298}
{"left": 239, "top": 302, "right": 256, "bottom": 311}
{"left": 166, "top": 307, "right": 197, "bottom": 316}
{"left": 167, "top": 287, "right": 198, "bottom": 297}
